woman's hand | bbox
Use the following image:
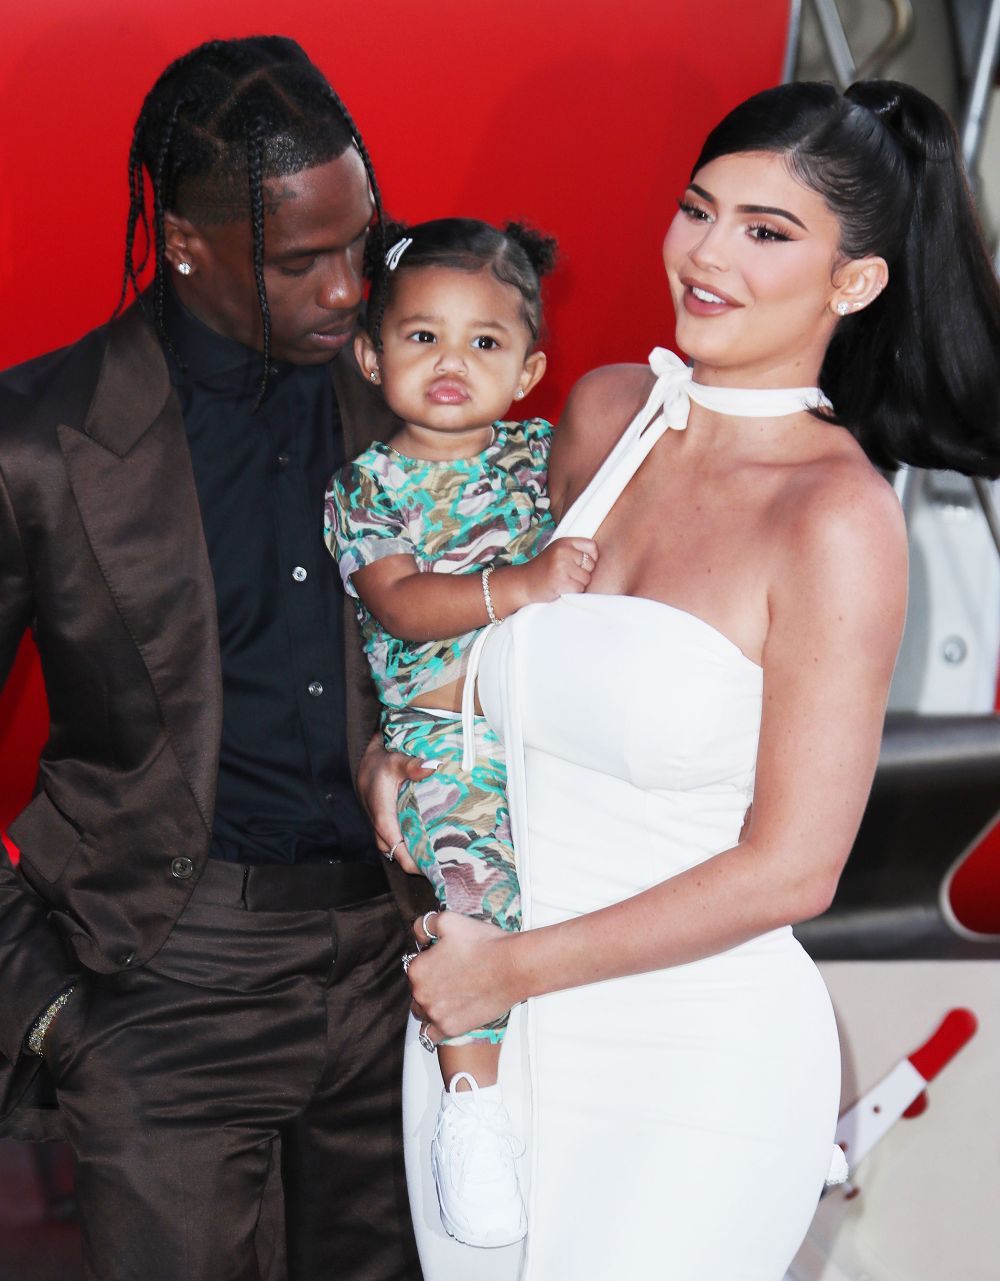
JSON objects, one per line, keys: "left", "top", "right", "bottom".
{"left": 408, "top": 912, "right": 521, "bottom": 1043}
{"left": 356, "top": 734, "right": 434, "bottom": 876}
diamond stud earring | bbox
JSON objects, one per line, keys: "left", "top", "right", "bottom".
{"left": 836, "top": 301, "right": 850, "bottom": 316}
{"left": 515, "top": 388, "right": 525, "bottom": 400}
{"left": 370, "top": 370, "right": 379, "bottom": 384}
{"left": 176, "top": 262, "right": 193, "bottom": 277}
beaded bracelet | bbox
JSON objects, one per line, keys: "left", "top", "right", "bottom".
{"left": 26, "top": 985, "right": 76, "bottom": 1057}
{"left": 481, "top": 566, "right": 503, "bottom": 625}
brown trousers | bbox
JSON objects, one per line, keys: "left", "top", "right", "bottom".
{"left": 43, "top": 861, "right": 421, "bottom": 1281}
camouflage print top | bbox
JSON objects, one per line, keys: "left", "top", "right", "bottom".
{"left": 325, "top": 419, "right": 555, "bottom": 709}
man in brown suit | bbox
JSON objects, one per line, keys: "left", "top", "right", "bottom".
{"left": 0, "top": 36, "right": 431, "bottom": 1281}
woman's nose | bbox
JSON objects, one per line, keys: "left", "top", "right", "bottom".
{"left": 689, "top": 222, "right": 728, "bottom": 272}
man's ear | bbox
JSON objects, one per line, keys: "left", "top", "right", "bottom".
{"left": 830, "top": 255, "right": 889, "bottom": 317}
{"left": 163, "top": 210, "right": 201, "bottom": 275}
{"left": 355, "top": 332, "right": 380, "bottom": 382}
{"left": 516, "top": 350, "right": 547, "bottom": 401}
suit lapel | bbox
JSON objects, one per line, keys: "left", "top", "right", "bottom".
{"left": 58, "top": 305, "right": 222, "bottom": 832}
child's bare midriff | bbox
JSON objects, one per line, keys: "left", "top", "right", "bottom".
{"left": 411, "top": 675, "right": 480, "bottom": 716}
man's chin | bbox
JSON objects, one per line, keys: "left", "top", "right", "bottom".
{"left": 277, "top": 346, "right": 344, "bottom": 366}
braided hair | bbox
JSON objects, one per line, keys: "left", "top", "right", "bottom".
{"left": 115, "top": 36, "right": 385, "bottom": 407}
{"left": 365, "top": 217, "right": 558, "bottom": 352}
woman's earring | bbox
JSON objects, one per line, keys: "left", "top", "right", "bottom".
{"left": 176, "top": 262, "right": 193, "bottom": 277}
{"left": 370, "top": 369, "right": 379, "bottom": 384}
{"left": 515, "top": 388, "right": 525, "bottom": 400}
{"left": 835, "top": 301, "right": 850, "bottom": 316}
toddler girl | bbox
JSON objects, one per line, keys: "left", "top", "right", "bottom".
{"left": 324, "top": 218, "right": 596, "bottom": 1248}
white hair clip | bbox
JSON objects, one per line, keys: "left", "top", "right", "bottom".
{"left": 385, "top": 237, "right": 413, "bottom": 271}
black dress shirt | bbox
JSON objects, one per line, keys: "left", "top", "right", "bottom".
{"left": 163, "top": 291, "right": 376, "bottom": 865}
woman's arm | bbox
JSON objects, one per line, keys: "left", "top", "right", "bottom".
{"left": 351, "top": 536, "right": 598, "bottom": 642}
{"left": 409, "top": 466, "right": 907, "bottom": 1038}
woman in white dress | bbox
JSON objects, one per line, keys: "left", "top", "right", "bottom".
{"left": 387, "top": 80, "right": 1000, "bottom": 1280}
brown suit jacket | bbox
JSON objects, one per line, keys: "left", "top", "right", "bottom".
{"left": 0, "top": 302, "right": 433, "bottom": 1135}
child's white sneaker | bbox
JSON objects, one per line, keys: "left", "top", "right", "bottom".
{"left": 431, "top": 1071, "right": 527, "bottom": 1248}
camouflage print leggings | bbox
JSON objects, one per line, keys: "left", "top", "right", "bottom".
{"left": 382, "top": 706, "right": 520, "bottom": 1045}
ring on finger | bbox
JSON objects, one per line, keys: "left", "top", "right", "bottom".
{"left": 421, "top": 910, "right": 440, "bottom": 942}
{"left": 418, "top": 1021, "right": 436, "bottom": 1054}
{"left": 401, "top": 951, "right": 419, "bottom": 975}
{"left": 385, "top": 839, "right": 403, "bottom": 862}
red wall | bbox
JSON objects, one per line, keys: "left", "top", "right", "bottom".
{"left": 0, "top": 0, "right": 789, "bottom": 837}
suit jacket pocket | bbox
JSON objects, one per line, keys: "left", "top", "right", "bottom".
{"left": 8, "top": 792, "right": 84, "bottom": 884}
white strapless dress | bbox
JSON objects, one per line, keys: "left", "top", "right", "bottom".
{"left": 403, "top": 355, "right": 842, "bottom": 1280}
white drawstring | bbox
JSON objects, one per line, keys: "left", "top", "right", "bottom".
{"left": 460, "top": 626, "right": 493, "bottom": 772}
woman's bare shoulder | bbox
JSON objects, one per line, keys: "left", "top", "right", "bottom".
{"left": 775, "top": 443, "right": 908, "bottom": 615}
{"left": 790, "top": 443, "right": 903, "bottom": 539}
{"left": 549, "top": 364, "right": 654, "bottom": 512}
{"left": 560, "top": 363, "right": 655, "bottom": 432}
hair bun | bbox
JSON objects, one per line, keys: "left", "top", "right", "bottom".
{"left": 846, "top": 79, "right": 955, "bottom": 164}
{"left": 502, "top": 222, "right": 558, "bottom": 278}
{"left": 847, "top": 80, "right": 904, "bottom": 128}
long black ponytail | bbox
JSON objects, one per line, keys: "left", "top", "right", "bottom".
{"left": 693, "top": 80, "right": 1000, "bottom": 478}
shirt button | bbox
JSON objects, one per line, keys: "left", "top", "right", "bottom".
{"left": 170, "top": 856, "right": 195, "bottom": 880}
{"left": 308, "top": 681, "right": 324, "bottom": 697}
{"left": 292, "top": 566, "right": 308, "bottom": 582}
{"left": 277, "top": 452, "right": 290, "bottom": 468}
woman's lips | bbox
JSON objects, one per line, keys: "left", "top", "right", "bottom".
{"left": 681, "top": 280, "right": 742, "bottom": 317}
{"left": 426, "top": 380, "right": 470, "bottom": 404}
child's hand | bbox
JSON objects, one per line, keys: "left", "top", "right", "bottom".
{"left": 509, "top": 537, "right": 599, "bottom": 606}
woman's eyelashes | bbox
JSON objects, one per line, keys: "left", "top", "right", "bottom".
{"left": 677, "top": 200, "right": 793, "bottom": 244}
{"left": 746, "top": 222, "right": 791, "bottom": 243}
{"left": 678, "top": 199, "right": 711, "bottom": 222}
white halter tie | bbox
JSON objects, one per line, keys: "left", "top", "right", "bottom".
{"left": 460, "top": 349, "right": 831, "bottom": 767}
{"left": 651, "top": 346, "right": 831, "bottom": 425}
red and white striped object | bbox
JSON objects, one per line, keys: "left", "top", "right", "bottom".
{"left": 834, "top": 1008, "right": 978, "bottom": 1168}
